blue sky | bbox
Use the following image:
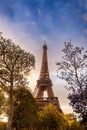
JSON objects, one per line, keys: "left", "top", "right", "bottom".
{"left": 0, "top": 0, "right": 87, "bottom": 113}
{"left": 1, "top": 0, "right": 87, "bottom": 42}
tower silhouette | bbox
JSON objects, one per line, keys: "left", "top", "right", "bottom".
{"left": 34, "top": 43, "right": 62, "bottom": 112}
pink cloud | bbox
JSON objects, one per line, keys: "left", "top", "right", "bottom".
{"left": 30, "top": 21, "right": 36, "bottom": 26}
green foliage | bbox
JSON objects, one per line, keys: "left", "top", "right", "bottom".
{"left": 0, "top": 34, "right": 35, "bottom": 93}
{"left": 0, "top": 121, "right": 6, "bottom": 130}
{"left": 63, "top": 113, "right": 87, "bottom": 130}
{"left": 0, "top": 89, "right": 4, "bottom": 115}
{"left": 0, "top": 34, "right": 35, "bottom": 130}
{"left": 81, "top": 124, "right": 87, "bottom": 130}
{"left": 70, "top": 121, "right": 82, "bottom": 130}
{"left": 0, "top": 89, "right": 7, "bottom": 115}
{"left": 12, "top": 87, "right": 38, "bottom": 128}
{"left": 37, "top": 104, "right": 65, "bottom": 130}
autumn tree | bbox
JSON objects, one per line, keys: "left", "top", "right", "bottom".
{"left": 0, "top": 34, "right": 35, "bottom": 130}
{"left": 37, "top": 104, "right": 65, "bottom": 130}
{"left": 0, "top": 89, "right": 6, "bottom": 115}
{"left": 12, "top": 87, "right": 38, "bottom": 130}
{"left": 56, "top": 42, "right": 87, "bottom": 123}
{"left": 0, "top": 121, "right": 6, "bottom": 130}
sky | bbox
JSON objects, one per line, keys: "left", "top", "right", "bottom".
{"left": 0, "top": 0, "right": 87, "bottom": 114}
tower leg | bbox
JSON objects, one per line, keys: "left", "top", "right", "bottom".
{"left": 47, "top": 86, "right": 54, "bottom": 98}
{"left": 36, "top": 87, "right": 43, "bottom": 98}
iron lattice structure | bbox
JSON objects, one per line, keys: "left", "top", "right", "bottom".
{"left": 33, "top": 44, "right": 62, "bottom": 112}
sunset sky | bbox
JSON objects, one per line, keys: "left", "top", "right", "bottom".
{"left": 0, "top": 0, "right": 87, "bottom": 113}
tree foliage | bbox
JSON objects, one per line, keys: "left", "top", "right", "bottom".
{"left": 12, "top": 87, "right": 38, "bottom": 129}
{"left": 56, "top": 42, "right": 87, "bottom": 123}
{"left": 0, "top": 34, "right": 35, "bottom": 130}
{"left": 37, "top": 104, "right": 65, "bottom": 130}
{"left": 0, "top": 121, "right": 6, "bottom": 130}
{"left": 0, "top": 89, "right": 6, "bottom": 115}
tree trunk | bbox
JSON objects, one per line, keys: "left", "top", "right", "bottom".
{"left": 6, "top": 87, "right": 13, "bottom": 130}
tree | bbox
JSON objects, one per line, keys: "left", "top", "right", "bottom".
{"left": 0, "top": 121, "right": 6, "bottom": 130}
{"left": 0, "top": 34, "right": 35, "bottom": 130}
{"left": 68, "top": 86, "right": 87, "bottom": 124}
{"left": 0, "top": 89, "right": 6, "bottom": 115}
{"left": 37, "top": 104, "right": 65, "bottom": 130}
{"left": 12, "top": 87, "right": 38, "bottom": 130}
{"left": 70, "top": 121, "right": 82, "bottom": 130}
{"left": 56, "top": 42, "right": 87, "bottom": 123}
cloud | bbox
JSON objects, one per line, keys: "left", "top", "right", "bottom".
{"left": 30, "top": 21, "right": 36, "bottom": 26}
{"left": 82, "top": 13, "right": 87, "bottom": 23}
{"left": 84, "top": 28, "right": 87, "bottom": 34}
{"left": 85, "top": 1, "right": 87, "bottom": 9}
{"left": 0, "top": 14, "right": 41, "bottom": 61}
{"left": 37, "top": 9, "right": 42, "bottom": 15}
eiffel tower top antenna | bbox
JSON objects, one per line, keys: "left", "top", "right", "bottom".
{"left": 39, "top": 41, "right": 50, "bottom": 80}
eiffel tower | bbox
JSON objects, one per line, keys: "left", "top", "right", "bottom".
{"left": 34, "top": 43, "right": 62, "bottom": 112}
